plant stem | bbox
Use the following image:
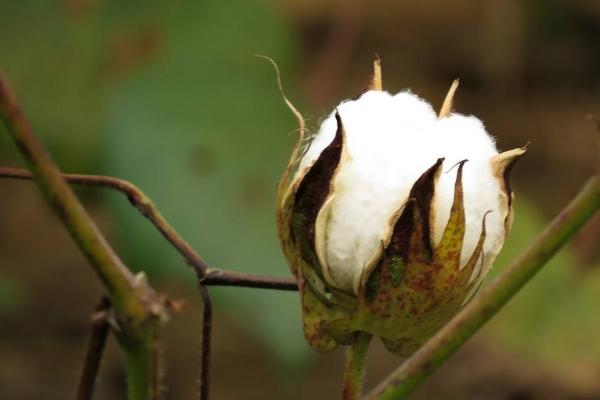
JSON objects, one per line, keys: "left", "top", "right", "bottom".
{"left": 342, "top": 332, "right": 372, "bottom": 400}
{"left": 0, "top": 166, "right": 299, "bottom": 291}
{"left": 120, "top": 329, "right": 160, "bottom": 400}
{"left": 366, "top": 175, "right": 600, "bottom": 399}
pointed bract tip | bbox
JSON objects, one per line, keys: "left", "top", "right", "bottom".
{"left": 483, "top": 209, "right": 493, "bottom": 225}
{"left": 445, "top": 159, "right": 468, "bottom": 174}
{"left": 439, "top": 79, "right": 460, "bottom": 118}
{"left": 335, "top": 110, "right": 342, "bottom": 125}
{"left": 490, "top": 148, "right": 526, "bottom": 234}
{"left": 491, "top": 147, "right": 527, "bottom": 175}
{"left": 369, "top": 56, "right": 383, "bottom": 91}
{"left": 333, "top": 110, "right": 352, "bottom": 165}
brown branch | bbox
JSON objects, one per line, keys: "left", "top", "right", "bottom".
{"left": 203, "top": 269, "right": 297, "bottom": 290}
{"left": 77, "top": 297, "right": 111, "bottom": 400}
{"left": 197, "top": 285, "right": 212, "bottom": 400}
{"left": 0, "top": 166, "right": 298, "bottom": 291}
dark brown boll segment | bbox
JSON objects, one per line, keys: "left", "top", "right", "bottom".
{"left": 386, "top": 158, "right": 444, "bottom": 264}
{"left": 290, "top": 112, "right": 345, "bottom": 271}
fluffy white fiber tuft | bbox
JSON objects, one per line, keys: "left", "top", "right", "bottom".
{"left": 297, "top": 90, "right": 505, "bottom": 293}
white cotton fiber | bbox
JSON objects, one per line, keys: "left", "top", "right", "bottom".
{"left": 296, "top": 90, "right": 505, "bottom": 293}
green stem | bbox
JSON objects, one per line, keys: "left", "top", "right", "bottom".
{"left": 121, "top": 329, "right": 160, "bottom": 400}
{"left": 366, "top": 175, "right": 600, "bottom": 399}
{"left": 342, "top": 332, "right": 372, "bottom": 400}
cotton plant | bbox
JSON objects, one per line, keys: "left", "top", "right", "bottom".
{"left": 276, "top": 60, "right": 525, "bottom": 397}
{"left": 2, "top": 52, "right": 598, "bottom": 400}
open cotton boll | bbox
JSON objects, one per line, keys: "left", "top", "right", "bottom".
{"left": 278, "top": 61, "right": 526, "bottom": 356}
{"left": 297, "top": 90, "right": 504, "bottom": 293}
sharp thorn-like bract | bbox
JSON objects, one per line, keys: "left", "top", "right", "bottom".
{"left": 368, "top": 57, "right": 383, "bottom": 91}
{"left": 491, "top": 146, "right": 527, "bottom": 174}
{"left": 438, "top": 79, "right": 460, "bottom": 118}
{"left": 434, "top": 160, "right": 466, "bottom": 266}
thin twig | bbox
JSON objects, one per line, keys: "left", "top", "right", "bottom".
{"left": 0, "top": 166, "right": 299, "bottom": 291}
{"left": 197, "top": 284, "right": 212, "bottom": 400}
{"left": 365, "top": 175, "right": 600, "bottom": 400}
{"left": 77, "top": 296, "right": 111, "bottom": 400}
{"left": 203, "top": 269, "right": 297, "bottom": 290}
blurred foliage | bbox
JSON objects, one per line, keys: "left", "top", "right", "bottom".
{"left": 0, "top": 0, "right": 308, "bottom": 366}
{"left": 101, "top": 1, "right": 308, "bottom": 365}
{"left": 0, "top": 0, "right": 112, "bottom": 169}
{"left": 0, "top": 275, "right": 25, "bottom": 315}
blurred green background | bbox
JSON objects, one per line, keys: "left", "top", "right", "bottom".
{"left": 0, "top": 1, "right": 599, "bottom": 399}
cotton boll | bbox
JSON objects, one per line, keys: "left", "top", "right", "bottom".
{"left": 322, "top": 91, "right": 442, "bottom": 291}
{"left": 277, "top": 61, "right": 526, "bottom": 355}
{"left": 297, "top": 90, "right": 505, "bottom": 293}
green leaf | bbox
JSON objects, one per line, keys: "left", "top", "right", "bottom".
{"left": 0, "top": 1, "right": 116, "bottom": 169}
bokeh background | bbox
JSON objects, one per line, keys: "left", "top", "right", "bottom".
{"left": 1, "top": 1, "right": 599, "bottom": 399}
